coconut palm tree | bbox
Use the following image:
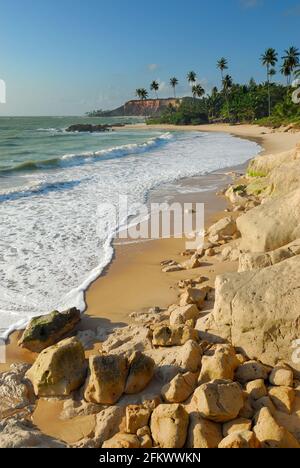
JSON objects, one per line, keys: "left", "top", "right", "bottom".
{"left": 150, "top": 80, "right": 159, "bottom": 99}
{"left": 170, "top": 77, "right": 179, "bottom": 98}
{"left": 222, "top": 74, "right": 233, "bottom": 121}
{"left": 187, "top": 71, "right": 197, "bottom": 96}
{"left": 282, "top": 47, "right": 300, "bottom": 79}
{"left": 281, "top": 60, "right": 292, "bottom": 85}
{"left": 261, "top": 48, "right": 278, "bottom": 116}
{"left": 217, "top": 57, "right": 228, "bottom": 84}
{"left": 136, "top": 88, "right": 148, "bottom": 100}
{"left": 192, "top": 84, "right": 205, "bottom": 100}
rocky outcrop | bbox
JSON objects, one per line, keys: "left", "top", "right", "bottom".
{"left": 26, "top": 337, "right": 86, "bottom": 397}
{"left": 193, "top": 380, "right": 244, "bottom": 423}
{"left": 18, "top": 308, "right": 81, "bottom": 353}
{"left": 239, "top": 239, "right": 300, "bottom": 272}
{"left": 84, "top": 355, "right": 128, "bottom": 405}
{"left": 66, "top": 124, "right": 113, "bottom": 133}
{"left": 198, "top": 255, "right": 300, "bottom": 370}
{"left": 237, "top": 189, "right": 300, "bottom": 252}
{"left": 247, "top": 143, "right": 300, "bottom": 176}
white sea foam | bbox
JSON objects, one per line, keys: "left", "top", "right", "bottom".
{"left": 0, "top": 130, "right": 261, "bottom": 339}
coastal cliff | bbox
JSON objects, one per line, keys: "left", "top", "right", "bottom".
{"left": 89, "top": 98, "right": 179, "bottom": 117}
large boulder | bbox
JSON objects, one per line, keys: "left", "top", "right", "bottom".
{"left": 26, "top": 337, "right": 86, "bottom": 397}
{"left": 84, "top": 354, "right": 128, "bottom": 405}
{"left": 198, "top": 255, "right": 300, "bottom": 370}
{"left": 18, "top": 308, "right": 81, "bottom": 353}
{"left": 193, "top": 380, "right": 244, "bottom": 423}
{"left": 208, "top": 217, "right": 237, "bottom": 239}
{"left": 150, "top": 404, "right": 189, "bottom": 448}
{"left": 237, "top": 189, "right": 300, "bottom": 252}
{"left": 161, "top": 372, "right": 197, "bottom": 403}
{"left": 125, "top": 352, "right": 155, "bottom": 394}
{"left": 199, "top": 344, "right": 240, "bottom": 383}
{"left": 0, "top": 418, "right": 67, "bottom": 448}
{"left": 186, "top": 413, "right": 223, "bottom": 449}
{"left": 253, "top": 407, "right": 300, "bottom": 448}
{"left": 169, "top": 304, "right": 199, "bottom": 326}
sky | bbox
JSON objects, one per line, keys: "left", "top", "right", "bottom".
{"left": 0, "top": 0, "right": 300, "bottom": 116}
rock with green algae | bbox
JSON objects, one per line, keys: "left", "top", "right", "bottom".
{"left": 18, "top": 308, "right": 81, "bottom": 353}
{"left": 26, "top": 337, "right": 87, "bottom": 397}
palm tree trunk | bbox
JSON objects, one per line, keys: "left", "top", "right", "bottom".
{"left": 267, "top": 65, "right": 271, "bottom": 117}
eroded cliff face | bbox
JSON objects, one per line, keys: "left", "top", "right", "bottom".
{"left": 104, "top": 99, "right": 179, "bottom": 117}
{"left": 123, "top": 99, "right": 178, "bottom": 116}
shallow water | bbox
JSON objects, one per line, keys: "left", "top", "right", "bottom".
{"left": 0, "top": 116, "right": 261, "bottom": 338}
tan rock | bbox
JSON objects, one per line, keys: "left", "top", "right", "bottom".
{"left": 179, "top": 340, "right": 203, "bottom": 372}
{"left": 219, "top": 431, "right": 261, "bottom": 449}
{"left": 162, "top": 372, "right": 197, "bottom": 403}
{"left": 239, "top": 393, "right": 254, "bottom": 419}
{"left": 125, "top": 352, "right": 155, "bottom": 395}
{"left": 125, "top": 405, "right": 151, "bottom": 434}
{"left": 152, "top": 325, "right": 198, "bottom": 347}
{"left": 246, "top": 379, "right": 267, "bottom": 401}
{"left": 223, "top": 418, "right": 252, "bottom": 437}
{"left": 235, "top": 361, "right": 271, "bottom": 383}
{"left": 193, "top": 380, "right": 244, "bottom": 423}
{"left": 169, "top": 304, "right": 199, "bottom": 326}
{"left": 150, "top": 404, "right": 189, "bottom": 448}
{"left": 137, "top": 427, "right": 153, "bottom": 448}
{"left": 199, "top": 344, "right": 239, "bottom": 383}
{"left": 93, "top": 406, "right": 125, "bottom": 448}
{"left": 254, "top": 407, "right": 300, "bottom": 448}
{"left": 269, "top": 364, "right": 294, "bottom": 387}
{"left": 269, "top": 386, "right": 295, "bottom": 414}
{"left": 197, "top": 256, "right": 300, "bottom": 370}
{"left": 180, "top": 287, "right": 210, "bottom": 308}
{"left": 102, "top": 433, "right": 141, "bottom": 449}
{"left": 84, "top": 354, "right": 128, "bottom": 405}
{"left": 0, "top": 364, "right": 35, "bottom": 421}
{"left": 237, "top": 189, "right": 300, "bottom": 253}
{"left": 208, "top": 217, "right": 237, "bottom": 239}
{"left": 238, "top": 240, "right": 300, "bottom": 272}
{"left": 26, "top": 337, "right": 86, "bottom": 397}
{"left": 186, "top": 413, "right": 223, "bottom": 448}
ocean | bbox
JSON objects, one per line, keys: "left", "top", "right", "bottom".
{"left": 0, "top": 116, "right": 261, "bottom": 338}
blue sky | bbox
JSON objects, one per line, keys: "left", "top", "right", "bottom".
{"left": 0, "top": 0, "right": 300, "bottom": 115}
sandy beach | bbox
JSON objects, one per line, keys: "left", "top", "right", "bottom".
{"left": 1, "top": 123, "right": 300, "bottom": 446}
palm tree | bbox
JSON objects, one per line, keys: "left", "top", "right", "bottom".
{"left": 187, "top": 71, "right": 197, "bottom": 96}
{"left": 282, "top": 47, "right": 300, "bottom": 79}
{"left": 170, "top": 77, "right": 179, "bottom": 98}
{"left": 222, "top": 74, "right": 233, "bottom": 121}
{"left": 136, "top": 88, "right": 148, "bottom": 100}
{"left": 281, "top": 60, "right": 292, "bottom": 85}
{"left": 192, "top": 84, "right": 205, "bottom": 100}
{"left": 261, "top": 48, "right": 278, "bottom": 116}
{"left": 150, "top": 80, "right": 159, "bottom": 99}
{"left": 217, "top": 57, "right": 228, "bottom": 83}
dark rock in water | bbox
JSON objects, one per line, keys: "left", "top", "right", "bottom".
{"left": 18, "top": 308, "right": 81, "bottom": 353}
{"left": 66, "top": 124, "right": 115, "bottom": 133}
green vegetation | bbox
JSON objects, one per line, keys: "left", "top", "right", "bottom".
{"left": 247, "top": 170, "right": 267, "bottom": 178}
{"left": 145, "top": 47, "right": 300, "bottom": 127}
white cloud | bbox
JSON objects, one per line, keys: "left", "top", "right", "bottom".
{"left": 148, "top": 64, "right": 159, "bottom": 72}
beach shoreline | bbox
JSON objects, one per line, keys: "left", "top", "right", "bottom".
{"left": 1, "top": 123, "right": 300, "bottom": 447}
{"left": 1, "top": 123, "right": 299, "bottom": 373}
